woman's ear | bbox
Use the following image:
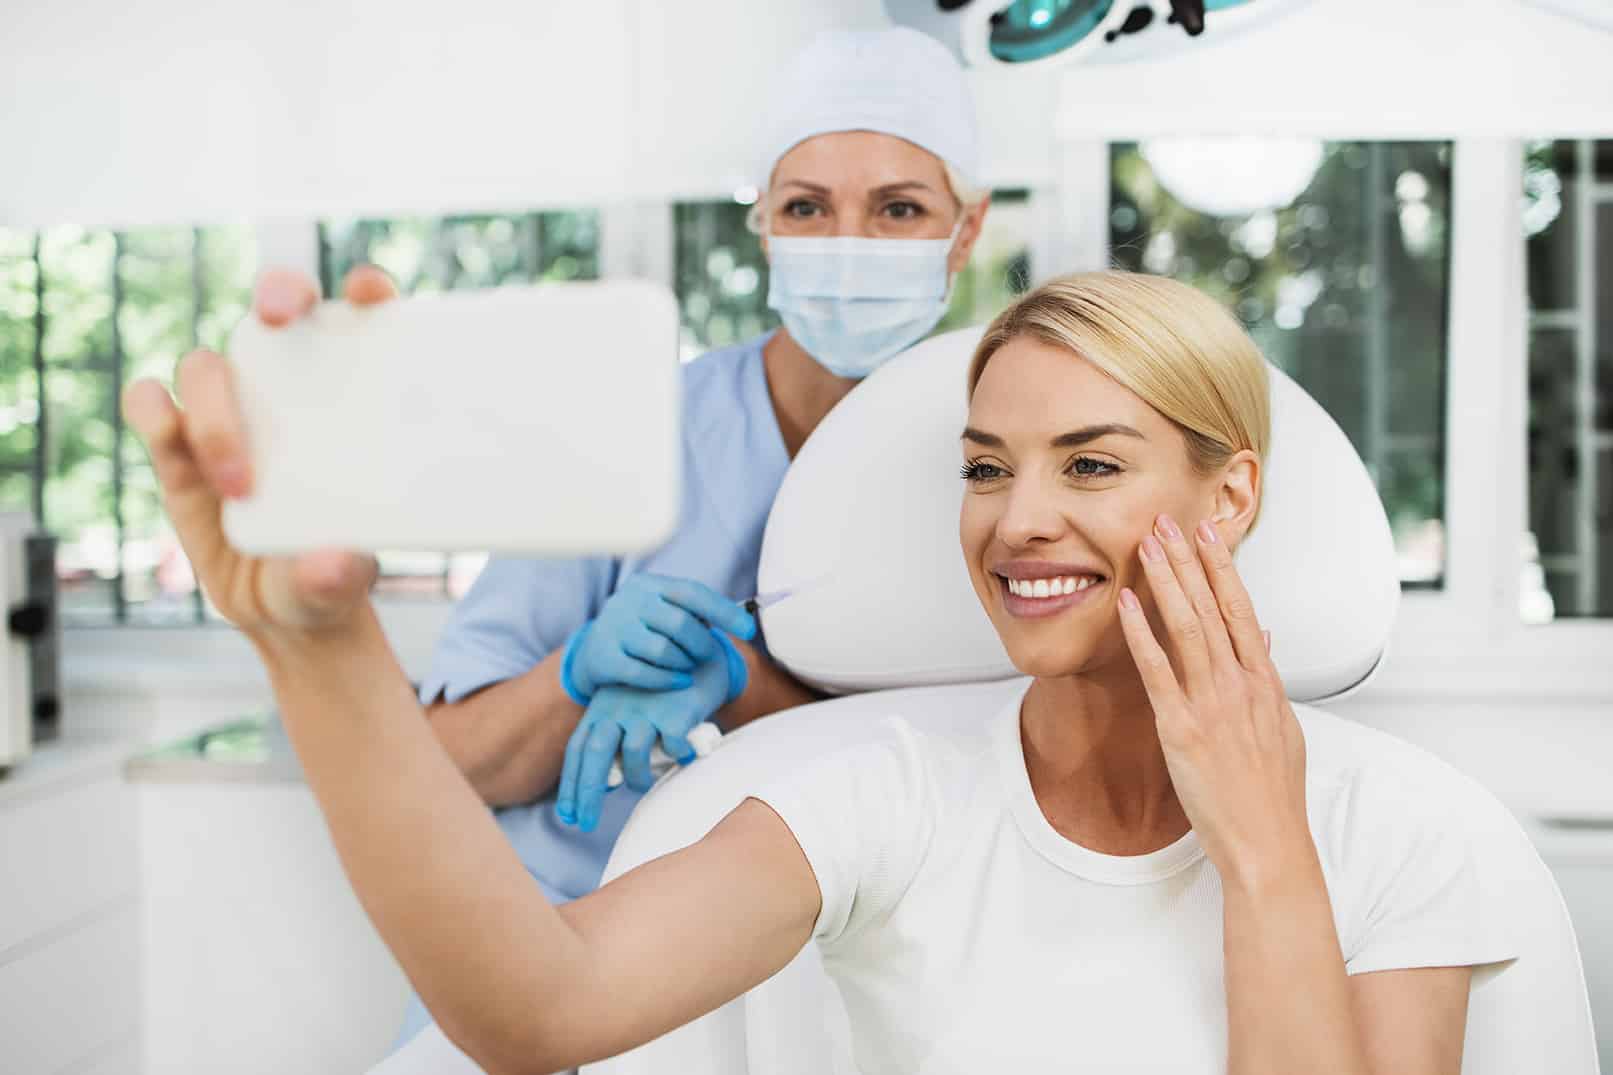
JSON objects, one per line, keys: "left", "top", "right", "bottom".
{"left": 1212, "top": 449, "right": 1261, "bottom": 548}
{"left": 948, "top": 194, "right": 992, "bottom": 276}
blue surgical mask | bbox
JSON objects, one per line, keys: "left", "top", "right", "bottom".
{"left": 766, "top": 224, "right": 960, "bottom": 380}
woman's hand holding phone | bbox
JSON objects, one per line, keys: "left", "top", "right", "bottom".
{"left": 123, "top": 266, "right": 396, "bottom": 649}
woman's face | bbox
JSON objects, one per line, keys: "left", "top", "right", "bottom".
{"left": 959, "top": 336, "right": 1257, "bottom": 679}
{"left": 764, "top": 130, "right": 986, "bottom": 276}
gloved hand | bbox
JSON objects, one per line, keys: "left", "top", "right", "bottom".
{"left": 556, "top": 628, "right": 748, "bottom": 832}
{"left": 559, "top": 574, "right": 756, "bottom": 703}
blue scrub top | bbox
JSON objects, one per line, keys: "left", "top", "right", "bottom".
{"left": 418, "top": 332, "right": 790, "bottom": 903}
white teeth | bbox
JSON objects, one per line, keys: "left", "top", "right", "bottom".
{"left": 1005, "top": 574, "right": 1101, "bottom": 599}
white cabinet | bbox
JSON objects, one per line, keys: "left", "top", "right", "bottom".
{"left": 135, "top": 754, "right": 410, "bottom": 1075}
{"left": 0, "top": 739, "right": 142, "bottom": 1075}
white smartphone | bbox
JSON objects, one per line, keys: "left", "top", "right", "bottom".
{"left": 221, "top": 280, "right": 681, "bottom": 556}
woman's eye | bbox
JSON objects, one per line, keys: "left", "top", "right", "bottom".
{"left": 1069, "top": 456, "right": 1119, "bottom": 479}
{"left": 960, "top": 460, "right": 1005, "bottom": 483}
{"left": 884, "top": 201, "right": 925, "bottom": 220}
{"left": 784, "top": 200, "right": 822, "bottom": 218}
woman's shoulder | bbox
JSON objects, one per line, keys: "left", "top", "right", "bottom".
{"left": 1295, "top": 705, "right": 1513, "bottom": 831}
{"left": 1294, "top": 706, "right": 1525, "bottom": 974}
{"left": 1296, "top": 706, "right": 1491, "bottom": 795}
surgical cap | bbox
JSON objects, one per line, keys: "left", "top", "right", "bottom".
{"left": 756, "top": 28, "right": 982, "bottom": 190}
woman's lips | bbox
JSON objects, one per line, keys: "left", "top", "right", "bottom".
{"left": 997, "top": 572, "right": 1106, "bottom": 619}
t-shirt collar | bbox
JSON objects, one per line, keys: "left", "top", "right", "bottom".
{"left": 993, "top": 682, "right": 1206, "bottom": 886}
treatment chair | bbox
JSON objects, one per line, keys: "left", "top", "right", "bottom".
{"left": 586, "top": 330, "right": 1599, "bottom": 1075}
{"left": 373, "top": 330, "right": 1596, "bottom": 1073}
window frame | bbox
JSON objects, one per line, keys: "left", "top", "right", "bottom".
{"left": 62, "top": 156, "right": 1613, "bottom": 703}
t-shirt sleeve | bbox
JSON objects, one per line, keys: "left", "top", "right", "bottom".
{"left": 416, "top": 554, "right": 617, "bottom": 705}
{"left": 1335, "top": 763, "right": 1520, "bottom": 977}
{"left": 748, "top": 717, "right": 935, "bottom": 949}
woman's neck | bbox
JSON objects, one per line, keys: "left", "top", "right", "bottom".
{"left": 762, "top": 328, "right": 860, "bottom": 459}
{"left": 1019, "top": 670, "right": 1191, "bottom": 856}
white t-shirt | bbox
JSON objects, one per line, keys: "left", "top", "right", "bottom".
{"left": 753, "top": 683, "right": 1517, "bottom": 1074}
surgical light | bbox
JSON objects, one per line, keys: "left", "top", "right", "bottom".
{"left": 882, "top": 0, "right": 1317, "bottom": 70}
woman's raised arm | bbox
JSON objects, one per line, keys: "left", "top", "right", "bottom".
{"left": 123, "top": 274, "right": 821, "bottom": 1073}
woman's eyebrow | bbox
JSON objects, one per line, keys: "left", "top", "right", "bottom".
{"left": 1051, "top": 424, "right": 1145, "bottom": 448}
{"left": 961, "top": 424, "right": 1145, "bottom": 449}
{"left": 777, "top": 179, "right": 830, "bottom": 195}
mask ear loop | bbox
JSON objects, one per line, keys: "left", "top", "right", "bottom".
{"left": 941, "top": 202, "right": 973, "bottom": 303}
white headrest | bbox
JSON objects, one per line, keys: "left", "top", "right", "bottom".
{"left": 757, "top": 327, "right": 1399, "bottom": 704}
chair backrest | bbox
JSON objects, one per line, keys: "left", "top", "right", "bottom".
{"left": 586, "top": 329, "right": 1597, "bottom": 1075}
{"left": 755, "top": 327, "right": 1399, "bottom": 703}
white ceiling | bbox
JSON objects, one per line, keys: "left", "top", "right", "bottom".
{"left": 2, "top": 0, "right": 1609, "bottom": 230}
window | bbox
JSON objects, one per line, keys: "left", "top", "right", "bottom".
{"left": 317, "top": 209, "right": 602, "bottom": 598}
{"left": 0, "top": 224, "right": 256, "bottom": 625}
{"left": 1111, "top": 141, "right": 1452, "bottom": 587}
{"left": 673, "top": 200, "right": 775, "bottom": 360}
{"left": 320, "top": 211, "right": 598, "bottom": 297}
{"left": 937, "top": 189, "right": 1033, "bottom": 334}
{"left": 674, "top": 190, "right": 1032, "bottom": 361}
{"left": 1524, "top": 140, "right": 1613, "bottom": 620}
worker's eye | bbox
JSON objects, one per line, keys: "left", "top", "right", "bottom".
{"left": 783, "top": 199, "right": 824, "bottom": 218}
{"left": 884, "top": 200, "right": 926, "bottom": 220}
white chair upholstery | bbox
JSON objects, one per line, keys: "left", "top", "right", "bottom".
{"left": 756, "top": 328, "right": 1399, "bottom": 703}
{"left": 588, "top": 329, "right": 1598, "bottom": 1075}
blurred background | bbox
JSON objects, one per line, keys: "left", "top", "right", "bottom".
{"left": 0, "top": 1, "right": 1610, "bottom": 1073}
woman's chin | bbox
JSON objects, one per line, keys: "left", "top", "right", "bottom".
{"left": 1000, "top": 635, "right": 1101, "bottom": 679}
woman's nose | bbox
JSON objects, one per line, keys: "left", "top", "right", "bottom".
{"left": 995, "top": 479, "right": 1067, "bottom": 548}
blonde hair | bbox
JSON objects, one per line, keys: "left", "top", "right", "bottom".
{"left": 969, "top": 271, "right": 1271, "bottom": 524}
{"left": 746, "top": 159, "right": 986, "bottom": 234}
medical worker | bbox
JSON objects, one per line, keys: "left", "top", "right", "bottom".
{"left": 386, "top": 28, "right": 991, "bottom": 1043}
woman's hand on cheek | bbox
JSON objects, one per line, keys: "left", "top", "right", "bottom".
{"left": 1116, "top": 514, "right": 1315, "bottom": 895}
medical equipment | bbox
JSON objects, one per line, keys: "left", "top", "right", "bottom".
{"left": 222, "top": 281, "right": 680, "bottom": 557}
{"left": 742, "top": 586, "right": 801, "bottom": 618}
{"left": 882, "top": 0, "right": 1317, "bottom": 71}
{"left": 0, "top": 512, "right": 60, "bottom": 774}
{"left": 606, "top": 721, "right": 722, "bottom": 790}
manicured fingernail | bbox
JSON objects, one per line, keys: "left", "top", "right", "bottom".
{"left": 1197, "top": 520, "right": 1218, "bottom": 544}
{"left": 1119, "top": 588, "right": 1140, "bottom": 611}
{"left": 1141, "top": 535, "right": 1164, "bottom": 562}
{"left": 1155, "top": 514, "right": 1182, "bottom": 541}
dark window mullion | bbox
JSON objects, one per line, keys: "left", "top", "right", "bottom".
{"left": 110, "top": 232, "right": 127, "bottom": 624}
{"left": 31, "top": 234, "right": 47, "bottom": 529}
{"left": 191, "top": 227, "right": 208, "bottom": 624}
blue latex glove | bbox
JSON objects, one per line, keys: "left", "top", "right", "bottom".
{"left": 559, "top": 573, "right": 756, "bottom": 703}
{"left": 557, "top": 628, "right": 747, "bottom": 832}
